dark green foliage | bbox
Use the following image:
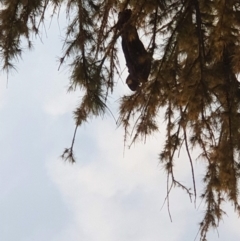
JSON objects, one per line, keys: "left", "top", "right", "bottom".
{"left": 1, "top": 0, "right": 240, "bottom": 240}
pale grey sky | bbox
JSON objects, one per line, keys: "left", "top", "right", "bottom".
{"left": 0, "top": 9, "right": 239, "bottom": 241}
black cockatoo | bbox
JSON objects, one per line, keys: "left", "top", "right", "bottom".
{"left": 117, "top": 9, "right": 151, "bottom": 91}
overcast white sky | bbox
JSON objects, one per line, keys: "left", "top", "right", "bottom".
{"left": 0, "top": 8, "right": 239, "bottom": 241}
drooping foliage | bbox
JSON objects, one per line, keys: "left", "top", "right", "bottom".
{"left": 1, "top": 0, "right": 240, "bottom": 240}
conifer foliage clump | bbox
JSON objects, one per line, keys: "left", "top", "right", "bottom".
{"left": 1, "top": 0, "right": 240, "bottom": 240}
